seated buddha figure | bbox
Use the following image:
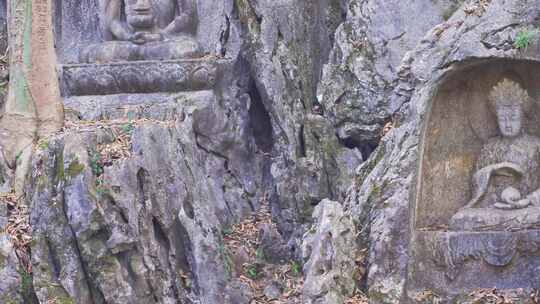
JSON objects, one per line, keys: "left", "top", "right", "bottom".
{"left": 450, "top": 78, "right": 540, "bottom": 231}
{"left": 80, "top": 0, "right": 202, "bottom": 63}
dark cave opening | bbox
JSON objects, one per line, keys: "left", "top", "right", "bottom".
{"left": 247, "top": 80, "right": 274, "bottom": 154}
{"left": 339, "top": 136, "right": 378, "bottom": 160}
{"left": 298, "top": 124, "right": 307, "bottom": 158}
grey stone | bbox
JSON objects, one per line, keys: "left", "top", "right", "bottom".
{"left": 339, "top": 1, "right": 540, "bottom": 302}
{"left": 81, "top": 39, "right": 202, "bottom": 63}
{"left": 460, "top": 79, "right": 540, "bottom": 211}
{"left": 301, "top": 199, "right": 358, "bottom": 304}
{"left": 0, "top": 16, "right": 6, "bottom": 57}
{"left": 55, "top": 0, "right": 238, "bottom": 64}
{"left": 450, "top": 207, "right": 540, "bottom": 231}
{"left": 259, "top": 223, "right": 290, "bottom": 263}
{"left": 234, "top": 0, "right": 357, "bottom": 239}
{"left": 0, "top": 147, "right": 13, "bottom": 194}
{"left": 27, "top": 56, "right": 269, "bottom": 303}
{"left": 64, "top": 90, "right": 216, "bottom": 121}
{"left": 0, "top": 1, "right": 7, "bottom": 57}
{"left": 406, "top": 68, "right": 540, "bottom": 300}
{"left": 60, "top": 59, "right": 224, "bottom": 96}
{"left": 263, "top": 281, "right": 282, "bottom": 300}
{"left": 13, "top": 0, "right": 540, "bottom": 303}
{"left": 445, "top": 78, "right": 540, "bottom": 231}
{"left": 408, "top": 60, "right": 540, "bottom": 302}
{"left": 0, "top": 4, "right": 21, "bottom": 302}
{"left": 317, "top": 0, "right": 462, "bottom": 147}
{"left": 0, "top": 148, "right": 24, "bottom": 304}
{"left": 413, "top": 231, "right": 540, "bottom": 291}
{"left": 79, "top": 0, "right": 202, "bottom": 63}
{"left": 0, "top": 227, "right": 22, "bottom": 304}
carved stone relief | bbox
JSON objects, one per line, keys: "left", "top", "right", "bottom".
{"left": 413, "top": 231, "right": 540, "bottom": 290}
{"left": 54, "top": 0, "right": 221, "bottom": 98}
{"left": 449, "top": 78, "right": 540, "bottom": 232}
{"left": 61, "top": 59, "right": 218, "bottom": 96}
{"left": 408, "top": 61, "right": 540, "bottom": 299}
{"left": 80, "top": 0, "right": 202, "bottom": 63}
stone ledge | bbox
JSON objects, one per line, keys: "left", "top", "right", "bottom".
{"left": 64, "top": 90, "right": 216, "bottom": 121}
{"left": 412, "top": 230, "right": 540, "bottom": 288}
{"left": 60, "top": 58, "right": 228, "bottom": 96}
{"left": 450, "top": 207, "right": 540, "bottom": 232}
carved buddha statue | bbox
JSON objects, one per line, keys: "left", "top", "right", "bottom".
{"left": 80, "top": 0, "right": 202, "bottom": 63}
{"left": 450, "top": 78, "right": 540, "bottom": 231}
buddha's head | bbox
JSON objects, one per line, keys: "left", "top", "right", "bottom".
{"left": 125, "top": 0, "right": 155, "bottom": 30}
{"left": 489, "top": 78, "right": 529, "bottom": 138}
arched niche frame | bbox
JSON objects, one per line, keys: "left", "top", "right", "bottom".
{"left": 407, "top": 59, "right": 540, "bottom": 300}
{"left": 415, "top": 59, "right": 540, "bottom": 229}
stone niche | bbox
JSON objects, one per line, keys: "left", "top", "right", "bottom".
{"left": 408, "top": 60, "right": 540, "bottom": 300}
{"left": 53, "top": 0, "right": 230, "bottom": 118}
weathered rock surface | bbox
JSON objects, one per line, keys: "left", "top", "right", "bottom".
{"left": 1, "top": 0, "right": 540, "bottom": 303}
{"left": 0, "top": 5, "right": 22, "bottom": 302}
{"left": 342, "top": 0, "right": 540, "bottom": 302}
{"left": 317, "top": 0, "right": 463, "bottom": 152}
{"left": 28, "top": 84, "right": 268, "bottom": 303}
{"left": 3, "top": 0, "right": 362, "bottom": 302}
{"left": 259, "top": 223, "right": 290, "bottom": 264}
{"left": 263, "top": 281, "right": 282, "bottom": 300}
{"left": 235, "top": 0, "right": 362, "bottom": 237}
{"left": 0, "top": 210, "right": 23, "bottom": 304}
{"left": 301, "top": 199, "right": 359, "bottom": 304}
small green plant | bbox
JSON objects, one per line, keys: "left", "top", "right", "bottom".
{"left": 14, "top": 151, "right": 23, "bottom": 164}
{"left": 56, "top": 296, "right": 76, "bottom": 304}
{"left": 121, "top": 122, "right": 135, "bottom": 135}
{"left": 38, "top": 140, "right": 49, "bottom": 150}
{"left": 19, "top": 268, "right": 35, "bottom": 301}
{"left": 514, "top": 28, "right": 539, "bottom": 50}
{"left": 255, "top": 247, "right": 265, "bottom": 261}
{"left": 218, "top": 243, "right": 234, "bottom": 278}
{"left": 4, "top": 298, "right": 18, "bottom": 304}
{"left": 66, "top": 158, "right": 85, "bottom": 179}
{"left": 222, "top": 227, "right": 233, "bottom": 236}
{"left": 291, "top": 261, "right": 302, "bottom": 277}
{"left": 245, "top": 263, "right": 260, "bottom": 279}
{"left": 126, "top": 111, "right": 136, "bottom": 121}
{"left": 88, "top": 151, "right": 108, "bottom": 195}
{"left": 89, "top": 151, "right": 103, "bottom": 176}
{"left": 95, "top": 177, "right": 110, "bottom": 196}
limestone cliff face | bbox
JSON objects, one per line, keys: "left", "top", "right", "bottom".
{"left": 0, "top": 0, "right": 539, "bottom": 303}
{"left": 342, "top": 0, "right": 540, "bottom": 302}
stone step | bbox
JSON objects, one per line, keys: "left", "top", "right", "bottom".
{"left": 64, "top": 90, "right": 216, "bottom": 121}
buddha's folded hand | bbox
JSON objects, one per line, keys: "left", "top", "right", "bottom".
{"left": 501, "top": 186, "right": 521, "bottom": 204}
{"left": 130, "top": 32, "right": 164, "bottom": 44}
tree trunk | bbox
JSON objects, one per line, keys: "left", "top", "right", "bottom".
{"left": 0, "top": 0, "right": 63, "bottom": 192}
